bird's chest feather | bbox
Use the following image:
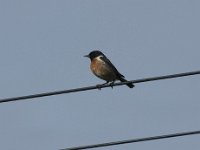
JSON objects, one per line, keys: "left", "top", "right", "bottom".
{"left": 90, "top": 57, "right": 117, "bottom": 81}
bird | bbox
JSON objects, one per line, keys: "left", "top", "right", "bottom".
{"left": 84, "top": 50, "right": 134, "bottom": 88}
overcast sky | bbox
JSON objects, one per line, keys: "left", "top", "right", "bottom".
{"left": 0, "top": 0, "right": 200, "bottom": 150}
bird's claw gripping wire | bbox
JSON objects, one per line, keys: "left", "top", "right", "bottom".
{"left": 96, "top": 81, "right": 110, "bottom": 90}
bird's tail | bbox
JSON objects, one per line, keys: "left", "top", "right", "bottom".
{"left": 119, "top": 77, "right": 134, "bottom": 88}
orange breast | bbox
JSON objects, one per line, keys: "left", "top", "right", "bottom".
{"left": 90, "top": 58, "right": 117, "bottom": 81}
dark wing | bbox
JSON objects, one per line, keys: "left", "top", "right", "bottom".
{"left": 100, "top": 55, "right": 125, "bottom": 78}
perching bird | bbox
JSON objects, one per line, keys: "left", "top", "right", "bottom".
{"left": 85, "top": 50, "right": 134, "bottom": 88}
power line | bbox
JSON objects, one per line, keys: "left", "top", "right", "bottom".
{"left": 61, "top": 130, "right": 200, "bottom": 150}
{"left": 0, "top": 70, "right": 200, "bottom": 103}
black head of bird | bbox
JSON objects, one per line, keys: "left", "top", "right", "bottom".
{"left": 84, "top": 50, "right": 104, "bottom": 61}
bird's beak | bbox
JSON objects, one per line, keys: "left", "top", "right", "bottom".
{"left": 84, "top": 54, "right": 89, "bottom": 58}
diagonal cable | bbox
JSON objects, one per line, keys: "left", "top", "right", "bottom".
{"left": 0, "top": 70, "right": 200, "bottom": 103}
{"left": 61, "top": 130, "right": 200, "bottom": 150}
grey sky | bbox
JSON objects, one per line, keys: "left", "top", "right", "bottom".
{"left": 0, "top": 0, "right": 200, "bottom": 150}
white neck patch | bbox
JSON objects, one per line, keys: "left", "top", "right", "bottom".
{"left": 96, "top": 55, "right": 104, "bottom": 61}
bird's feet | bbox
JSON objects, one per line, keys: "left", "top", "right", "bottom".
{"left": 96, "top": 81, "right": 109, "bottom": 90}
{"left": 96, "top": 84, "right": 102, "bottom": 90}
{"left": 109, "top": 81, "right": 115, "bottom": 89}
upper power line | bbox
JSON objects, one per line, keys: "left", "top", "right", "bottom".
{"left": 0, "top": 70, "right": 200, "bottom": 104}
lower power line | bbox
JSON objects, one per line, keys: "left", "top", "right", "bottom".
{"left": 61, "top": 130, "right": 200, "bottom": 150}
